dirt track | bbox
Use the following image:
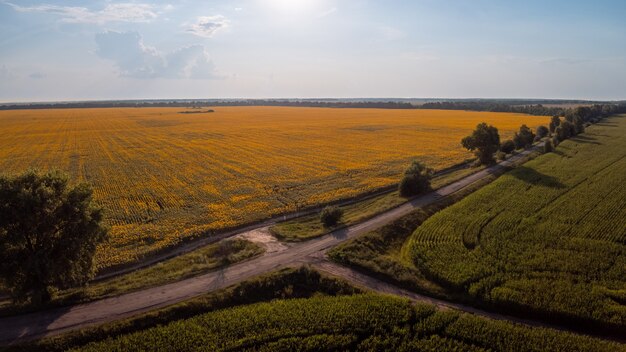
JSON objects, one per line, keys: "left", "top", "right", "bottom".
{"left": 0, "top": 147, "right": 541, "bottom": 343}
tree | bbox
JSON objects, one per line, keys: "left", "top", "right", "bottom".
{"left": 320, "top": 206, "right": 343, "bottom": 227}
{"left": 513, "top": 124, "right": 536, "bottom": 149}
{"left": 549, "top": 116, "right": 561, "bottom": 133}
{"left": 398, "top": 161, "right": 433, "bottom": 197}
{"left": 574, "top": 106, "right": 592, "bottom": 122}
{"left": 562, "top": 120, "right": 577, "bottom": 138}
{"left": 573, "top": 116, "right": 585, "bottom": 134}
{"left": 500, "top": 140, "right": 515, "bottom": 154}
{"left": 555, "top": 121, "right": 576, "bottom": 142}
{"left": 0, "top": 170, "right": 107, "bottom": 304}
{"left": 461, "top": 123, "right": 501, "bottom": 165}
{"left": 536, "top": 125, "right": 549, "bottom": 139}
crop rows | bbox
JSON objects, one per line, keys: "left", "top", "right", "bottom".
{"left": 407, "top": 116, "right": 626, "bottom": 328}
{"left": 0, "top": 106, "right": 548, "bottom": 268}
{"left": 73, "top": 294, "right": 620, "bottom": 351}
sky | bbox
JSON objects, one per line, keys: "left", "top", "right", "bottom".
{"left": 1, "top": 0, "right": 625, "bottom": 102}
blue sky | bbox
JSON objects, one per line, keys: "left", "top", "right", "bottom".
{"left": 1, "top": 0, "right": 625, "bottom": 102}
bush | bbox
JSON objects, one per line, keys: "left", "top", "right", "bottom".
{"left": 398, "top": 161, "right": 433, "bottom": 197}
{"left": 496, "top": 151, "right": 506, "bottom": 161}
{"left": 320, "top": 206, "right": 344, "bottom": 227}
{"left": 500, "top": 140, "right": 515, "bottom": 154}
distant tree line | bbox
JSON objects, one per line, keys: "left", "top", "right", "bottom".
{"left": 460, "top": 103, "right": 626, "bottom": 165}
{"left": 421, "top": 102, "right": 568, "bottom": 116}
{"left": 3, "top": 99, "right": 625, "bottom": 113}
{"left": 0, "top": 100, "right": 415, "bottom": 111}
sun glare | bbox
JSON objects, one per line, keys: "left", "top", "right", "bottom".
{"left": 268, "top": 0, "right": 317, "bottom": 15}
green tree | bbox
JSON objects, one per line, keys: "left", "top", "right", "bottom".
{"left": 320, "top": 206, "right": 343, "bottom": 227}
{"left": 398, "top": 161, "right": 433, "bottom": 197}
{"left": 513, "top": 124, "right": 536, "bottom": 149}
{"left": 500, "top": 139, "right": 515, "bottom": 154}
{"left": 573, "top": 116, "right": 585, "bottom": 134}
{"left": 549, "top": 116, "right": 561, "bottom": 133}
{"left": 536, "top": 125, "right": 549, "bottom": 139}
{"left": 461, "top": 123, "right": 501, "bottom": 165}
{"left": 0, "top": 170, "right": 107, "bottom": 304}
{"left": 554, "top": 121, "right": 577, "bottom": 142}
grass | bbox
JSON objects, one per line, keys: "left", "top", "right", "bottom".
{"left": 0, "top": 106, "right": 549, "bottom": 268}
{"left": 270, "top": 165, "right": 482, "bottom": 241}
{"left": 0, "top": 239, "right": 263, "bottom": 317}
{"left": 406, "top": 115, "right": 626, "bottom": 330}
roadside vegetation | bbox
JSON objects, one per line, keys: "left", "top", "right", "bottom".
{"left": 5, "top": 267, "right": 360, "bottom": 352}
{"left": 270, "top": 165, "right": 481, "bottom": 241}
{"left": 398, "top": 161, "right": 433, "bottom": 198}
{"left": 0, "top": 238, "right": 263, "bottom": 317}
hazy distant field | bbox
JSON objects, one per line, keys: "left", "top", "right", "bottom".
{"left": 0, "top": 107, "right": 548, "bottom": 268}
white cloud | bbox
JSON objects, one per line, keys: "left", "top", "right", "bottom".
{"left": 95, "top": 31, "right": 164, "bottom": 78}
{"left": 6, "top": 2, "right": 159, "bottom": 24}
{"left": 95, "top": 31, "right": 220, "bottom": 79}
{"left": 185, "top": 16, "right": 229, "bottom": 38}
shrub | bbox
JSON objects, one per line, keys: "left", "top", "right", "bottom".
{"left": 398, "top": 161, "right": 433, "bottom": 197}
{"left": 500, "top": 140, "right": 515, "bottom": 154}
{"left": 320, "top": 206, "right": 344, "bottom": 227}
{"left": 496, "top": 151, "right": 506, "bottom": 161}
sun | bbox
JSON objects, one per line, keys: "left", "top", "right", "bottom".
{"left": 267, "top": 0, "right": 317, "bottom": 14}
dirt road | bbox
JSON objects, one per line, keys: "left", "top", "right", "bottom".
{"left": 0, "top": 147, "right": 540, "bottom": 343}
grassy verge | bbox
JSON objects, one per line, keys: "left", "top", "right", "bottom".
{"left": 270, "top": 165, "right": 482, "bottom": 241}
{"left": 3, "top": 267, "right": 360, "bottom": 352}
{"left": 0, "top": 238, "right": 263, "bottom": 317}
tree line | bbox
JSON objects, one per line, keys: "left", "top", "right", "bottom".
{"left": 3, "top": 99, "right": 624, "bottom": 113}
